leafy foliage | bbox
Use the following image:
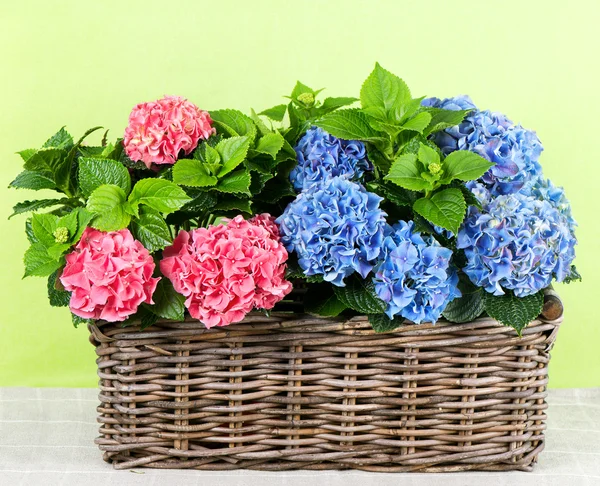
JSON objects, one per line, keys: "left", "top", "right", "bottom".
{"left": 145, "top": 279, "right": 186, "bottom": 321}
{"left": 442, "top": 277, "right": 485, "bottom": 323}
{"left": 333, "top": 276, "right": 387, "bottom": 314}
{"left": 368, "top": 314, "right": 403, "bottom": 333}
{"left": 304, "top": 283, "right": 347, "bottom": 317}
{"left": 484, "top": 290, "right": 544, "bottom": 335}
{"left": 8, "top": 63, "right": 575, "bottom": 338}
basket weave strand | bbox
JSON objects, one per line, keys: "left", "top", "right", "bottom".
{"left": 89, "top": 310, "right": 561, "bottom": 472}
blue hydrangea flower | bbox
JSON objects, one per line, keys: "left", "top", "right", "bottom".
{"left": 276, "top": 177, "right": 387, "bottom": 286}
{"left": 289, "top": 127, "right": 372, "bottom": 192}
{"left": 457, "top": 181, "right": 577, "bottom": 297}
{"left": 372, "top": 221, "right": 461, "bottom": 324}
{"left": 421, "top": 94, "right": 477, "bottom": 112}
{"left": 422, "top": 96, "right": 543, "bottom": 196}
{"left": 528, "top": 177, "right": 577, "bottom": 236}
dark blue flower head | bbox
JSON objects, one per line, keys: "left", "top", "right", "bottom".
{"left": 276, "top": 177, "right": 387, "bottom": 286}
{"left": 457, "top": 181, "right": 577, "bottom": 297}
{"left": 422, "top": 96, "right": 543, "bottom": 196}
{"left": 372, "top": 221, "right": 460, "bottom": 324}
{"left": 290, "top": 127, "right": 372, "bottom": 192}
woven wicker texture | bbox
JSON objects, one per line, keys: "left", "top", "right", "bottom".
{"left": 89, "top": 305, "right": 561, "bottom": 472}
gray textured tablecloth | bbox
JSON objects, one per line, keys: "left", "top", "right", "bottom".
{"left": 0, "top": 388, "right": 599, "bottom": 486}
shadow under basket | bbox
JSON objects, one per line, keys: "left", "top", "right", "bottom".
{"left": 88, "top": 290, "right": 563, "bottom": 473}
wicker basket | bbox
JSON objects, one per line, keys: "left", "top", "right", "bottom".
{"left": 89, "top": 293, "right": 562, "bottom": 473}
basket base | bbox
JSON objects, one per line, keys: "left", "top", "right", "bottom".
{"left": 91, "top": 313, "right": 560, "bottom": 472}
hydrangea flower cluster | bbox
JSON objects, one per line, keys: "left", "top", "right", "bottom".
{"left": 160, "top": 214, "right": 292, "bottom": 328}
{"left": 289, "top": 127, "right": 372, "bottom": 191}
{"left": 60, "top": 228, "right": 160, "bottom": 322}
{"left": 422, "top": 96, "right": 543, "bottom": 195}
{"left": 123, "top": 95, "right": 215, "bottom": 168}
{"left": 276, "top": 177, "right": 387, "bottom": 286}
{"left": 372, "top": 221, "right": 460, "bottom": 324}
{"left": 457, "top": 181, "right": 577, "bottom": 297}
{"left": 529, "top": 176, "right": 577, "bottom": 234}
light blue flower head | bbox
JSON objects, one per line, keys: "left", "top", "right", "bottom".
{"left": 457, "top": 181, "right": 577, "bottom": 297}
{"left": 372, "top": 221, "right": 460, "bottom": 324}
{"left": 290, "top": 127, "right": 372, "bottom": 192}
{"left": 276, "top": 177, "right": 387, "bottom": 286}
{"left": 422, "top": 96, "right": 543, "bottom": 196}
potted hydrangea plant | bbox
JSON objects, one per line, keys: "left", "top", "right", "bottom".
{"left": 9, "top": 64, "right": 578, "bottom": 472}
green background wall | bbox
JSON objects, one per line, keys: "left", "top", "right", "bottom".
{"left": 1, "top": 1, "right": 598, "bottom": 388}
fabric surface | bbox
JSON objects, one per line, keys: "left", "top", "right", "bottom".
{"left": 0, "top": 388, "right": 598, "bottom": 486}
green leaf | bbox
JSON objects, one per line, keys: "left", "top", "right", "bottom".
{"left": 139, "top": 307, "right": 159, "bottom": 330}
{"left": 413, "top": 188, "right": 466, "bottom": 234}
{"left": 333, "top": 276, "right": 386, "bottom": 314}
{"left": 315, "top": 109, "right": 384, "bottom": 142}
{"left": 563, "top": 265, "right": 582, "bottom": 284}
{"left": 216, "top": 136, "right": 250, "bottom": 177}
{"left": 249, "top": 170, "right": 275, "bottom": 195}
{"left": 23, "top": 243, "right": 63, "bottom": 278}
{"left": 86, "top": 184, "right": 131, "bottom": 231}
{"left": 368, "top": 118, "right": 404, "bottom": 138}
{"left": 360, "top": 63, "right": 411, "bottom": 121}
{"left": 43, "top": 127, "right": 73, "bottom": 149}
{"left": 31, "top": 213, "right": 59, "bottom": 247}
{"left": 55, "top": 209, "right": 79, "bottom": 238}
{"left": 285, "top": 258, "right": 325, "bottom": 283}
{"left": 210, "top": 109, "right": 257, "bottom": 141}
{"left": 249, "top": 108, "right": 273, "bottom": 137}
{"left": 442, "top": 284, "right": 485, "bottom": 323}
{"left": 259, "top": 104, "right": 287, "bottom": 122}
{"left": 253, "top": 132, "right": 284, "bottom": 159}
{"left": 368, "top": 314, "right": 402, "bottom": 333}
{"left": 366, "top": 146, "right": 392, "bottom": 174}
{"left": 319, "top": 96, "right": 358, "bottom": 114}
{"left": 291, "top": 81, "right": 316, "bottom": 99}
{"left": 9, "top": 199, "right": 71, "bottom": 219}
{"left": 215, "top": 170, "right": 251, "bottom": 195}
{"left": 213, "top": 198, "right": 252, "bottom": 214}
{"left": 78, "top": 157, "right": 131, "bottom": 197}
{"left": 441, "top": 151, "right": 494, "bottom": 184}
{"left": 23, "top": 148, "right": 71, "bottom": 194}
{"left": 369, "top": 182, "right": 418, "bottom": 208}
{"left": 385, "top": 154, "right": 432, "bottom": 191}
{"left": 128, "top": 179, "right": 192, "bottom": 214}
{"left": 25, "top": 219, "right": 36, "bottom": 244}
{"left": 71, "top": 208, "right": 94, "bottom": 243}
{"left": 450, "top": 181, "right": 483, "bottom": 210}
{"left": 180, "top": 190, "right": 218, "bottom": 212}
{"left": 71, "top": 313, "right": 92, "bottom": 328}
{"left": 9, "top": 170, "right": 56, "bottom": 191}
{"left": 47, "top": 270, "right": 70, "bottom": 307}
{"left": 17, "top": 148, "right": 38, "bottom": 162}
{"left": 423, "top": 108, "right": 472, "bottom": 136}
{"left": 255, "top": 176, "right": 296, "bottom": 202}
{"left": 47, "top": 243, "right": 72, "bottom": 260}
{"left": 78, "top": 146, "right": 106, "bottom": 158}
{"left": 304, "top": 283, "right": 347, "bottom": 317}
{"left": 146, "top": 279, "right": 185, "bottom": 321}
{"left": 130, "top": 207, "right": 172, "bottom": 252}
{"left": 484, "top": 290, "right": 544, "bottom": 335}
{"left": 246, "top": 155, "right": 278, "bottom": 175}
{"left": 173, "top": 158, "right": 219, "bottom": 187}
{"left": 397, "top": 96, "right": 426, "bottom": 121}
{"left": 417, "top": 143, "right": 440, "bottom": 168}
{"left": 401, "top": 112, "right": 432, "bottom": 134}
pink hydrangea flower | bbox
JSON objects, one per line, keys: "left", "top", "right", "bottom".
{"left": 160, "top": 214, "right": 292, "bottom": 328}
{"left": 60, "top": 227, "right": 160, "bottom": 322}
{"left": 123, "top": 95, "right": 215, "bottom": 168}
